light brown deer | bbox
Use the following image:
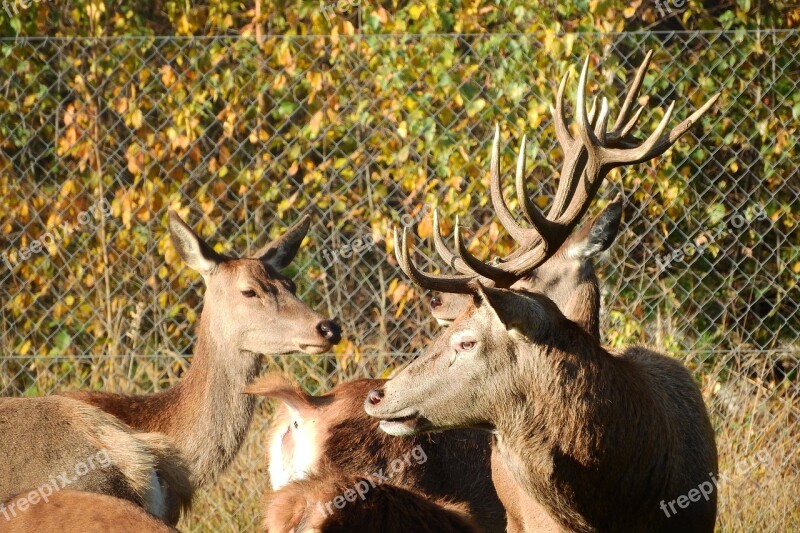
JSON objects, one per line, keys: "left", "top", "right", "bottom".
{"left": 366, "top": 55, "right": 720, "bottom": 532}
{"left": 62, "top": 209, "right": 341, "bottom": 521}
{"left": 0, "top": 396, "right": 191, "bottom": 524}
{"left": 245, "top": 374, "right": 504, "bottom": 532}
{"left": 3, "top": 490, "right": 177, "bottom": 533}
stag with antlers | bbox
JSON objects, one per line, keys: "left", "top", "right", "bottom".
{"left": 366, "top": 53, "right": 720, "bottom": 532}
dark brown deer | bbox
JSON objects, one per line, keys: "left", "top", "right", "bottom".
{"left": 366, "top": 55, "right": 720, "bottom": 532}
{"left": 245, "top": 375, "right": 504, "bottom": 532}
{"left": 263, "top": 464, "right": 480, "bottom": 533}
{"left": 3, "top": 490, "right": 177, "bottom": 533}
{"left": 62, "top": 210, "right": 341, "bottom": 523}
{"left": 0, "top": 396, "right": 191, "bottom": 524}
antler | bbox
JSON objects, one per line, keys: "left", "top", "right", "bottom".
{"left": 396, "top": 52, "right": 720, "bottom": 293}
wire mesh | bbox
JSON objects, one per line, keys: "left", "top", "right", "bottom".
{"left": 0, "top": 31, "right": 798, "bottom": 531}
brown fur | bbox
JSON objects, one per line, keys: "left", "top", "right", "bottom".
{"left": 263, "top": 465, "right": 480, "bottom": 533}
{"left": 246, "top": 375, "right": 506, "bottom": 532}
{"left": 367, "top": 288, "right": 718, "bottom": 532}
{"left": 0, "top": 396, "right": 191, "bottom": 523}
{"left": 59, "top": 211, "right": 339, "bottom": 522}
{"left": 2, "top": 490, "right": 177, "bottom": 533}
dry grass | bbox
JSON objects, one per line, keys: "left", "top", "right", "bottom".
{"left": 3, "top": 354, "right": 797, "bottom": 531}
{"left": 710, "top": 374, "right": 800, "bottom": 531}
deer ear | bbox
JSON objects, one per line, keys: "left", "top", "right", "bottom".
{"left": 253, "top": 215, "right": 311, "bottom": 270}
{"left": 168, "top": 210, "right": 224, "bottom": 278}
{"left": 244, "top": 373, "right": 321, "bottom": 417}
{"left": 473, "top": 285, "right": 550, "bottom": 339}
{"left": 566, "top": 194, "right": 623, "bottom": 259}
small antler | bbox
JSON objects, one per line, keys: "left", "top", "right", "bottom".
{"left": 398, "top": 52, "right": 720, "bottom": 293}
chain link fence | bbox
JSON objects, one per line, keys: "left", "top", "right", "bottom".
{"left": 0, "top": 30, "right": 798, "bottom": 531}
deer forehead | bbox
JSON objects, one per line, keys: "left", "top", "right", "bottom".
{"left": 450, "top": 330, "right": 478, "bottom": 345}
{"left": 215, "top": 259, "right": 291, "bottom": 289}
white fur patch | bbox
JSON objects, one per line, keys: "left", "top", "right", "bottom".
{"left": 268, "top": 409, "right": 319, "bottom": 490}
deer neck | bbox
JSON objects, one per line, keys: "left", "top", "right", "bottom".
{"left": 145, "top": 320, "right": 262, "bottom": 488}
{"left": 554, "top": 262, "right": 601, "bottom": 341}
{"left": 563, "top": 276, "right": 601, "bottom": 340}
{"left": 490, "top": 322, "right": 644, "bottom": 530}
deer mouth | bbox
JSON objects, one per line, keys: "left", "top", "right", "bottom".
{"left": 296, "top": 342, "right": 332, "bottom": 355}
{"left": 378, "top": 414, "right": 431, "bottom": 436}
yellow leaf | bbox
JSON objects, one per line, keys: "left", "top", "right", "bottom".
{"left": 60, "top": 180, "right": 75, "bottom": 198}
{"left": 397, "top": 121, "right": 408, "bottom": 139}
{"left": 417, "top": 214, "right": 432, "bottom": 239}
{"left": 130, "top": 109, "right": 143, "bottom": 129}
{"left": 308, "top": 110, "right": 323, "bottom": 137}
{"left": 409, "top": 4, "right": 425, "bottom": 19}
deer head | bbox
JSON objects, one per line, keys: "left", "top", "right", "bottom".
{"left": 367, "top": 52, "right": 719, "bottom": 435}
{"left": 168, "top": 211, "right": 341, "bottom": 356}
{"left": 429, "top": 198, "right": 622, "bottom": 339}
{"left": 367, "top": 286, "right": 581, "bottom": 436}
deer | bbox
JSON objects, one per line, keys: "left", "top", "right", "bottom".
{"left": 0, "top": 395, "right": 192, "bottom": 525}
{"left": 245, "top": 374, "right": 504, "bottom": 532}
{"left": 2, "top": 490, "right": 177, "bottom": 533}
{"left": 365, "top": 54, "right": 720, "bottom": 532}
{"left": 61, "top": 209, "right": 341, "bottom": 523}
{"left": 262, "top": 464, "right": 480, "bottom": 533}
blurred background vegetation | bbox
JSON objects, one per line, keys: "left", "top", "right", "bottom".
{"left": 0, "top": 0, "right": 798, "bottom": 531}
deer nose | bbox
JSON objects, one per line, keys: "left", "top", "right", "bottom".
{"left": 430, "top": 295, "right": 443, "bottom": 309}
{"left": 317, "top": 320, "right": 341, "bottom": 345}
{"left": 366, "top": 388, "right": 384, "bottom": 406}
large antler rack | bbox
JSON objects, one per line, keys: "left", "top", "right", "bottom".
{"left": 395, "top": 52, "right": 720, "bottom": 295}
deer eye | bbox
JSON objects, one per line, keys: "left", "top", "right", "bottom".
{"left": 241, "top": 290, "right": 257, "bottom": 298}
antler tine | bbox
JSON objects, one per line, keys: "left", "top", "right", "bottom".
{"left": 514, "top": 134, "right": 545, "bottom": 228}
{"left": 587, "top": 95, "right": 598, "bottom": 126}
{"left": 554, "top": 70, "right": 573, "bottom": 148}
{"left": 490, "top": 125, "right": 561, "bottom": 256}
{"left": 577, "top": 55, "right": 721, "bottom": 173}
{"left": 489, "top": 124, "right": 532, "bottom": 244}
{"left": 594, "top": 97, "right": 610, "bottom": 144}
{"left": 454, "top": 220, "right": 520, "bottom": 288}
{"left": 395, "top": 227, "right": 476, "bottom": 294}
{"left": 617, "top": 105, "right": 645, "bottom": 142}
{"left": 611, "top": 49, "right": 653, "bottom": 133}
{"left": 432, "top": 208, "right": 473, "bottom": 274}
{"left": 550, "top": 51, "right": 656, "bottom": 220}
